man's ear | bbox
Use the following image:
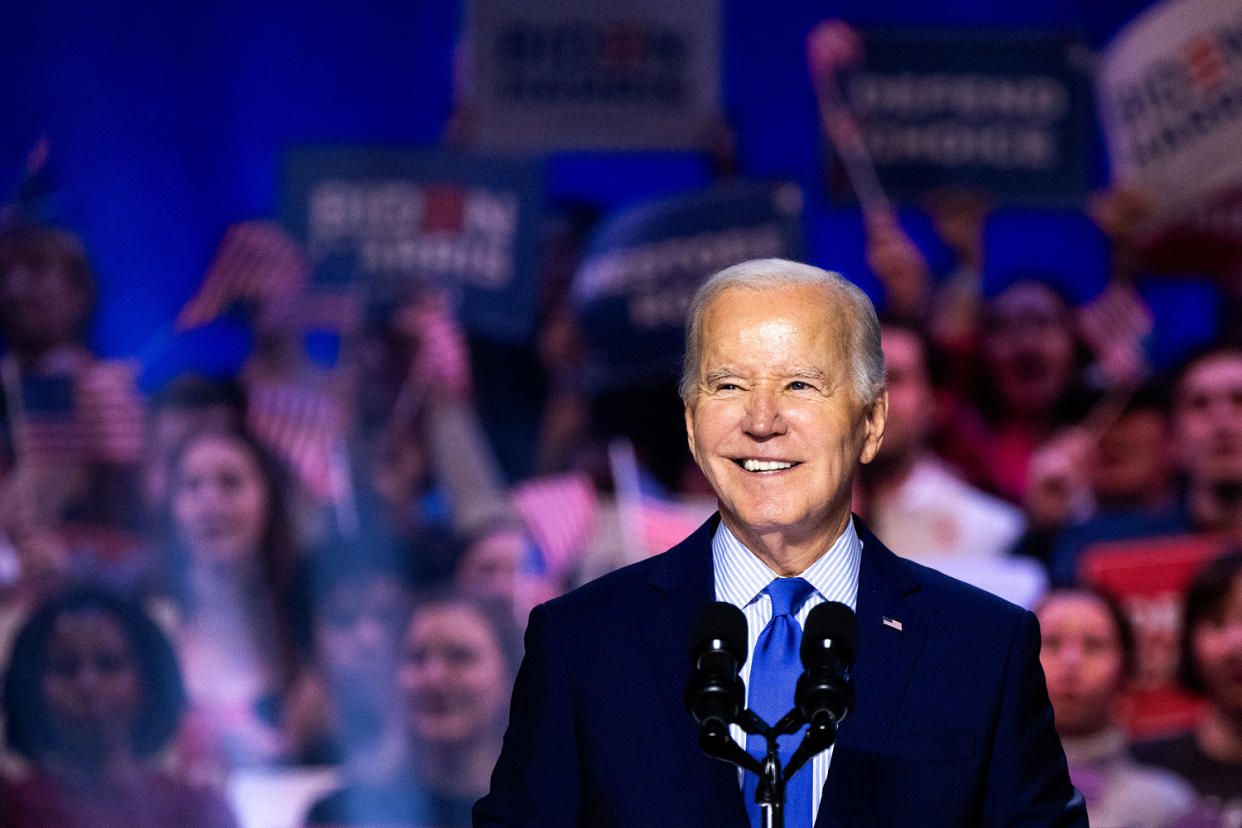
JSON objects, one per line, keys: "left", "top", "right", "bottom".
{"left": 858, "top": 388, "right": 888, "bottom": 465}
{"left": 684, "top": 403, "right": 700, "bottom": 466}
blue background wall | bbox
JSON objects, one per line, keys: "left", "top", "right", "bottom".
{"left": 1, "top": 0, "right": 1157, "bottom": 366}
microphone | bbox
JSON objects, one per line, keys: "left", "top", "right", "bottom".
{"left": 684, "top": 602, "right": 748, "bottom": 738}
{"left": 796, "top": 601, "right": 857, "bottom": 730}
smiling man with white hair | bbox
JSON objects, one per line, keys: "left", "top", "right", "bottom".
{"left": 476, "top": 258, "right": 1085, "bottom": 828}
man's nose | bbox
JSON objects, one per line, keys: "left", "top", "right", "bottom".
{"left": 1223, "top": 619, "right": 1242, "bottom": 652}
{"left": 743, "top": 387, "right": 787, "bottom": 438}
{"left": 419, "top": 656, "right": 452, "bottom": 683}
{"left": 1209, "top": 394, "right": 1242, "bottom": 424}
{"left": 73, "top": 664, "right": 102, "bottom": 694}
{"left": 354, "top": 615, "right": 388, "bottom": 650}
{"left": 1058, "top": 643, "right": 1083, "bottom": 669}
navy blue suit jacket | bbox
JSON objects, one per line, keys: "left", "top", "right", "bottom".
{"left": 475, "top": 516, "right": 1086, "bottom": 827}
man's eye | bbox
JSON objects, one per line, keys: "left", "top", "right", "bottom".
{"left": 715, "top": 383, "right": 740, "bottom": 392}
{"left": 788, "top": 381, "right": 811, "bottom": 391}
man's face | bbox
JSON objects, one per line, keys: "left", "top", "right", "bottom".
{"left": 317, "top": 576, "right": 409, "bottom": 701}
{"left": 0, "top": 260, "right": 90, "bottom": 355}
{"left": 399, "top": 603, "right": 510, "bottom": 745}
{"left": 982, "top": 282, "right": 1076, "bottom": 417}
{"left": 1173, "top": 353, "right": 1242, "bottom": 485}
{"left": 1190, "top": 573, "right": 1242, "bottom": 718}
{"left": 877, "top": 326, "right": 932, "bottom": 462}
{"left": 684, "top": 284, "right": 886, "bottom": 554}
{"left": 1089, "top": 408, "right": 1171, "bottom": 505}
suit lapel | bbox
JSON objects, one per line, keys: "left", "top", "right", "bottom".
{"left": 815, "top": 520, "right": 928, "bottom": 828}
{"left": 642, "top": 516, "right": 927, "bottom": 828}
{"left": 642, "top": 516, "right": 750, "bottom": 828}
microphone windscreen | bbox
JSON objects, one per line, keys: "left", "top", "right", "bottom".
{"left": 801, "top": 601, "right": 857, "bottom": 664}
{"left": 691, "top": 601, "right": 748, "bottom": 665}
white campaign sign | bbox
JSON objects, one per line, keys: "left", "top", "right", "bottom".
{"left": 1096, "top": 0, "right": 1242, "bottom": 221}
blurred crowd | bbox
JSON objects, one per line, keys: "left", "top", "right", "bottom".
{"left": 3, "top": 29, "right": 1242, "bottom": 828}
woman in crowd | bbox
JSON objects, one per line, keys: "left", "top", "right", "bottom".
{"left": 1134, "top": 551, "right": 1242, "bottom": 825}
{"left": 1036, "top": 588, "right": 1196, "bottom": 826}
{"left": 939, "top": 277, "right": 1091, "bottom": 504}
{"left": 156, "top": 427, "right": 304, "bottom": 771}
{"left": 0, "top": 587, "right": 237, "bottom": 827}
{"left": 304, "top": 589, "right": 521, "bottom": 827}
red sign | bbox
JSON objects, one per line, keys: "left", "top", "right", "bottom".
{"left": 1079, "top": 533, "right": 1225, "bottom": 738}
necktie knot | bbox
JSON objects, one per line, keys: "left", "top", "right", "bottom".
{"left": 766, "top": 577, "right": 815, "bottom": 619}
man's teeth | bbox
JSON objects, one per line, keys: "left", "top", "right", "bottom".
{"left": 742, "top": 459, "right": 794, "bottom": 472}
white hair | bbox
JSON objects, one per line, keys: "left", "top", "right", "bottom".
{"left": 678, "top": 258, "right": 886, "bottom": 405}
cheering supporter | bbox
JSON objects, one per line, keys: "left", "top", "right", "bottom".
{"left": 303, "top": 589, "right": 520, "bottom": 827}
{"left": 1172, "top": 347, "right": 1242, "bottom": 540}
{"left": 454, "top": 515, "right": 561, "bottom": 622}
{"left": 284, "top": 548, "right": 413, "bottom": 769}
{"left": 857, "top": 319, "right": 1025, "bottom": 561}
{"left": 1045, "top": 344, "right": 1242, "bottom": 585}
{"left": 155, "top": 427, "right": 305, "bottom": 772}
{"left": 0, "top": 224, "right": 96, "bottom": 381}
{"left": 1029, "top": 385, "right": 1180, "bottom": 585}
{"left": 0, "top": 587, "right": 237, "bottom": 828}
{"left": 937, "top": 277, "right": 1092, "bottom": 505}
{"left": 173, "top": 221, "right": 356, "bottom": 549}
{"left": 454, "top": 517, "right": 533, "bottom": 602}
{"left": 1084, "top": 387, "right": 1177, "bottom": 516}
{"left": 1133, "top": 552, "right": 1242, "bottom": 825}
{"left": 143, "top": 374, "right": 245, "bottom": 519}
{"left": 0, "top": 224, "right": 146, "bottom": 593}
{"left": 353, "top": 291, "right": 521, "bottom": 582}
{"left": 167, "top": 219, "right": 532, "bottom": 578}
{"left": 1036, "top": 588, "right": 1197, "bottom": 827}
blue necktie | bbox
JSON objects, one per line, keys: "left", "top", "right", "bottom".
{"left": 746, "top": 577, "right": 816, "bottom": 828}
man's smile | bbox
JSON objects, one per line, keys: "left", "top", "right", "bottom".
{"left": 734, "top": 458, "right": 800, "bottom": 473}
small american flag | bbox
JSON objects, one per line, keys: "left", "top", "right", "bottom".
{"left": 16, "top": 373, "right": 81, "bottom": 461}
{"left": 1076, "top": 282, "right": 1153, "bottom": 387}
{"left": 176, "top": 222, "right": 308, "bottom": 331}
{"left": 511, "top": 472, "right": 599, "bottom": 580}
{"left": 632, "top": 493, "right": 716, "bottom": 558}
{"left": 12, "top": 363, "right": 143, "bottom": 466}
{"left": 246, "top": 381, "right": 346, "bottom": 502}
{"left": 75, "top": 360, "right": 145, "bottom": 464}
{"left": 882, "top": 616, "right": 903, "bottom": 632}
{"left": 609, "top": 438, "right": 715, "bottom": 559}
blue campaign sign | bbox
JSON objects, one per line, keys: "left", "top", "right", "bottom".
{"left": 835, "top": 29, "right": 1093, "bottom": 203}
{"left": 572, "top": 180, "right": 803, "bottom": 387}
{"left": 281, "top": 147, "right": 542, "bottom": 343}
{"left": 467, "top": 0, "right": 722, "bottom": 152}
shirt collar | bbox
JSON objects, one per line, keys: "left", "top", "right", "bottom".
{"left": 712, "top": 518, "right": 862, "bottom": 611}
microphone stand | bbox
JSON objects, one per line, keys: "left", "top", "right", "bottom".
{"left": 698, "top": 708, "right": 841, "bottom": 828}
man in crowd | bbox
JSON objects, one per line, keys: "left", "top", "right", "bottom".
{"left": 1174, "top": 344, "right": 1242, "bottom": 540}
{"left": 859, "top": 320, "right": 1025, "bottom": 562}
{"left": 475, "top": 258, "right": 1084, "bottom": 827}
{"left": 1047, "top": 343, "right": 1242, "bottom": 585}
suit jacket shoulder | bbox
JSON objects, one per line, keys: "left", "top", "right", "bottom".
{"left": 823, "top": 521, "right": 1084, "bottom": 827}
{"left": 476, "top": 516, "right": 1086, "bottom": 828}
{"left": 476, "top": 518, "right": 733, "bottom": 828}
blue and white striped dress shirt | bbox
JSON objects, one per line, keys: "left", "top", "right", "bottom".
{"left": 712, "top": 520, "right": 862, "bottom": 826}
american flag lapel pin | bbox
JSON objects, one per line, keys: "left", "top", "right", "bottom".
{"left": 882, "top": 616, "right": 903, "bottom": 632}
